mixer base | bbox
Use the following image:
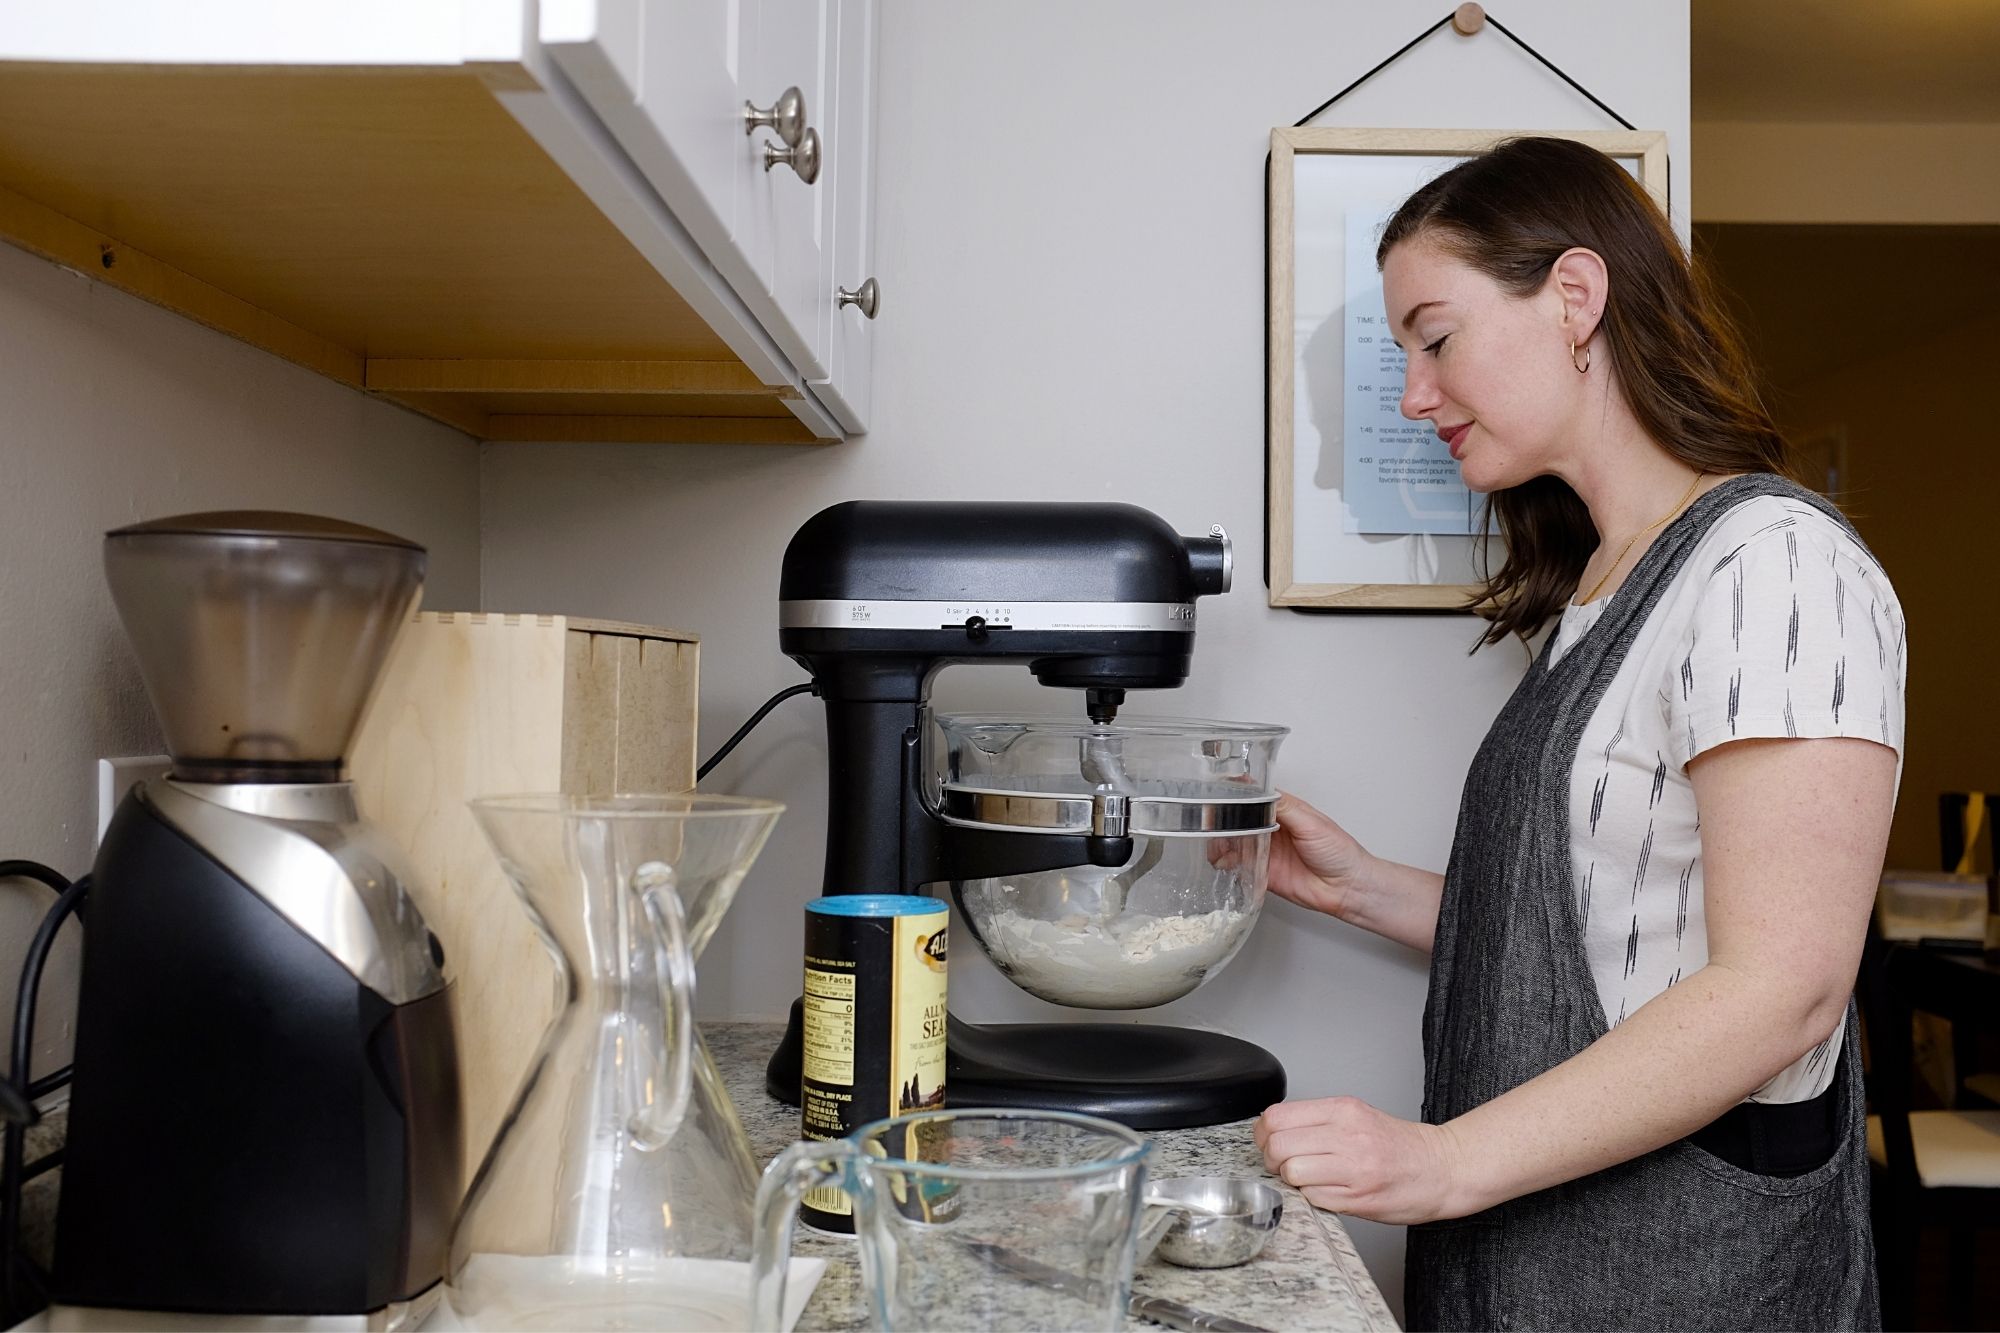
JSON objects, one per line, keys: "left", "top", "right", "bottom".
{"left": 766, "top": 1003, "right": 1285, "bottom": 1129}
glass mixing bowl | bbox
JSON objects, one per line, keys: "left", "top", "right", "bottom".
{"left": 932, "top": 714, "right": 1286, "bottom": 1010}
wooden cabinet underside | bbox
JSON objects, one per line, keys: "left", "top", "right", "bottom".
{"left": 0, "top": 64, "right": 834, "bottom": 444}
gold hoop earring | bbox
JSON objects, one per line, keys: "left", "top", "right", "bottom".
{"left": 1570, "top": 339, "right": 1591, "bottom": 374}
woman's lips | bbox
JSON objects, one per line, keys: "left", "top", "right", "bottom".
{"left": 1440, "top": 422, "right": 1472, "bottom": 458}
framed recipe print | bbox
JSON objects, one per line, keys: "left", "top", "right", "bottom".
{"left": 1266, "top": 127, "right": 1668, "bottom": 609}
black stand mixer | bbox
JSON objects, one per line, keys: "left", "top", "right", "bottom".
{"left": 765, "top": 501, "right": 1286, "bottom": 1128}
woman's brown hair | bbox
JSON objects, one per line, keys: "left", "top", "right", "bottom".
{"left": 1375, "top": 136, "right": 1800, "bottom": 646}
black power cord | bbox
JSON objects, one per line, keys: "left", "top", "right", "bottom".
{"left": 696, "top": 682, "right": 818, "bottom": 782}
{"left": 0, "top": 864, "right": 68, "bottom": 903}
{"left": 0, "top": 861, "right": 87, "bottom": 1327}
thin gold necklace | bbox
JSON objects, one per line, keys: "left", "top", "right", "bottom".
{"left": 1580, "top": 471, "right": 1705, "bottom": 605}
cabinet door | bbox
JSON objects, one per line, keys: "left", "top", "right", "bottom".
{"left": 541, "top": 0, "right": 760, "bottom": 301}
{"left": 543, "top": 0, "right": 832, "bottom": 383}
{"left": 809, "top": 0, "right": 875, "bottom": 431}
{"left": 745, "top": 0, "right": 832, "bottom": 381}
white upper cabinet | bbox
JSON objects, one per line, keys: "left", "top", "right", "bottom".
{"left": 544, "top": 0, "right": 861, "bottom": 398}
{"left": 541, "top": 1, "right": 762, "bottom": 319}
{"left": 812, "top": 0, "right": 877, "bottom": 432}
{"left": 754, "top": 0, "right": 835, "bottom": 384}
{"left": 0, "top": 0, "right": 878, "bottom": 440}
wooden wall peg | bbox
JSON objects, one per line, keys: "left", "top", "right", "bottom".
{"left": 1452, "top": 3, "right": 1487, "bottom": 36}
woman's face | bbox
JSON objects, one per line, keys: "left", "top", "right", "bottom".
{"left": 1381, "top": 235, "right": 1577, "bottom": 493}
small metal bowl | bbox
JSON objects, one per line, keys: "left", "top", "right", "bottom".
{"left": 1138, "top": 1176, "right": 1284, "bottom": 1268}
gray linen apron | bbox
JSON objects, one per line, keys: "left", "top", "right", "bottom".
{"left": 1405, "top": 473, "right": 1880, "bottom": 1332}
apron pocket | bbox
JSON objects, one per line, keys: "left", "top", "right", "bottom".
{"left": 1499, "top": 1144, "right": 1875, "bottom": 1332}
{"left": 1672, "top": 1119, "right": 1854, "bottom": 1198}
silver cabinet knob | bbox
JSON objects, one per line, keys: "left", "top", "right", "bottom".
{"left": 762, "top": 126, "right": 821, "bottom": 183}
{"left": 743, "top": 86, "right": 807, "bottom": 147}
{"left": 836, "top": 278, "right": 879, "bottom": 319}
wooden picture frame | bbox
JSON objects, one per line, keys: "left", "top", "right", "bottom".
{"left": 1266, "top": 128, "right": 1669, "bottom": 609}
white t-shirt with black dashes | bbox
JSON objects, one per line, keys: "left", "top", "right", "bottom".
{"left": 1548, "top": 491, "right": 1906, "bottom": 1104}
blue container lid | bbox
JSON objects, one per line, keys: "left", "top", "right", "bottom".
{"left": 807, "top": 894, "right": 948, "bottom": 918}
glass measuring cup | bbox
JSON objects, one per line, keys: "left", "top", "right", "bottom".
{"left": 751, "top": 1108, "right": 1154, "bottom": 1332}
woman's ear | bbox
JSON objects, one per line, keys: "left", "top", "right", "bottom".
{"left": 1549, "top": 247, "right": 1610, "bottom": 345}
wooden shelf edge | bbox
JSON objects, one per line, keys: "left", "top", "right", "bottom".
{"left": 0, "top": 199, "right": 815, "bottom": 447}
{"left": 0, "top": 200, "right": 825, "bottom": 446}
{"left": 364, "top": 357, "right": 793, "bottom": 398}
{"left": 480, "top": 414, "right": 831, "bottom": 445}
{"left": 0, "top": 182, "right": 364, "bottom": 387}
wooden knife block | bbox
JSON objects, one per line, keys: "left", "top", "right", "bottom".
{"left": 350, "top": 612, "right": 698, "bottom": 1188}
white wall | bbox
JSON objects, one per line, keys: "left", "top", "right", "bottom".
{"left": 0, "top": 241, "right": 481, "bottom": 1089}
{"left": 482, "top": 1, "right": 1689, "bottom": 1311}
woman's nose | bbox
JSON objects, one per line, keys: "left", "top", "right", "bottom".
{"left": 1400, "top": 363, "right": 1441, "bottom": 421}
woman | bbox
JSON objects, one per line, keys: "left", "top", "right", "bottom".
{"left": 1254, "top": 136, "right": 1903, "bottom": 1331}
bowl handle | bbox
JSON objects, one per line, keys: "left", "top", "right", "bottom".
{"left": 1135, "top": 1199, "right": 1187, "bottom": 1265}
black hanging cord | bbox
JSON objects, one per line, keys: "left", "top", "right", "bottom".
{"left": 0, "top": 865, "right": 88, "bottom": 1325}
{"left": 1482, "top": 14, "right": 1636, "bottom": 131}
{"left": 696, "top": 682, "right": 818, "bottom": 782}
{"left": 1292, "top": 9, "right": 1637, "bottom": 134}
{"left": 1292, "top": 14, "right": 1454, "bottom": 127}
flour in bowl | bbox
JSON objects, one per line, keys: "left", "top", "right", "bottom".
{"left": 977, "top": 906, "right": 1255, "bottom": 1008}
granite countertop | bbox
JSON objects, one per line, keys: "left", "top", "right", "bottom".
{"left": 707, "top": 1022, "right": 1399, "bottom": 1333}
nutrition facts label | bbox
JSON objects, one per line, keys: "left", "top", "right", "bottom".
{"left": 802, "top": 966, "right": 855, "bottom": 1084}
{"left": 802, "top": 962, "right": 859, "bottom": 1215}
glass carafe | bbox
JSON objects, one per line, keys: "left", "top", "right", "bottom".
{"left": 448, "top": 794, "right": 783, "bottom": 1332}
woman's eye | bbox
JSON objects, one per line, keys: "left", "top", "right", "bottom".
{"left": 1421, "top": 335, "right": 1450, "bottom": 355}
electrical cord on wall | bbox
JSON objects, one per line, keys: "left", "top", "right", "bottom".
{"left": 696, "top": 682, "right": 818, "bottom": 782}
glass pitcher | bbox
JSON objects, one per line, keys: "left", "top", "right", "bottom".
{"left": 752, "top": 1108, "right": 1155, "bottom": 1332}
{"left": 448, "top": 793, "right": 783, "bottom": 1331}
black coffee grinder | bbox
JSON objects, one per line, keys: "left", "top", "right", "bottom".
{"left": 766, "top": 500, "right": 1285, "bottom": 1127}
{"left": 52, "top": 513, "right": 462, "bottom": 1324}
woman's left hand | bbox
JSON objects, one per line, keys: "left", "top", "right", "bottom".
{"left": 1254, "top": 1097, "right": 1475, "bottom": 1224}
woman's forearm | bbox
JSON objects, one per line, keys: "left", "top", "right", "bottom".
{"left": 1340, "top": 857, "right": 1444, "bottom": 954}
{"left": 1437, "top": 960, "right": 1835, "bottom": 1216}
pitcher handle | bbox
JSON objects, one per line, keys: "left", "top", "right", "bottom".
{"left": 751, "top": 1138, "right": 864, "bottom": 1332}
{"left": 629, "top": 861, "right": 696, "bottom": 1150}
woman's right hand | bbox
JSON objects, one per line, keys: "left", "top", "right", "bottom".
{"left": 1268, "top": 792, "right": 1375, "bottom": 921}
